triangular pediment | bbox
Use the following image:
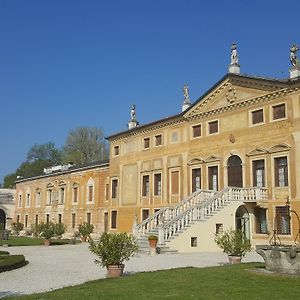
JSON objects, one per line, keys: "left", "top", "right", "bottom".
{"left": 187, "top": 158, "right": 204, "bottom": 165}
{"left": 247, "top": 147, "right": 268, "bottom": 157}
{"left": 268, "top": 143, "right": 291, "bottom": 153}
{"left": 205, "top": 155, "right": 221, "bottom": 163}
{"left": 184, "top": 74, "right": 287, "bottom": 120}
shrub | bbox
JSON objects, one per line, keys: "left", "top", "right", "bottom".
{"left": 214, "top": 229, "right": 251, "bottom": 257}
{"left": 148, "top": 235, "right": 158, "bottom": 241}
{"left": 0, "top": 251, "right": 9, "bottom": 255}
{"left": 54, "top": 223, "right": 67, "bottom": 237}
{"left": 78, "top": 223, "right": 94, "bottom": 238}
{"left": 39, "top": 222, "right": 56, "bottom": 240}
{"left": 31, "top": 224, "right": 43, "bottom": 237}
{"left": 0, "top": 255, "right": 26, "bottom": 272}
{"left": 89, "top": 232, "right": 138, "bottom": 267}
{"left": 11, "top": 222, "right": 24, "bottom": 236}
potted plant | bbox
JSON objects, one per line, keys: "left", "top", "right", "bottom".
{"left": 148, "top": 235, "right": 158, "bottom": 249}
{"left": 78, "top": 222, "right": 94, "bottom": 242}
{"left": 11, "top": 222, "right": 24, "bottom": 236}
{"left": 89, "top": 232, "right": 138, "bottom": 278}
{"left": 54, "top": 223, "right": 67, "bottom": 239}
{"left": 214, "top": 229, "right": 251, "bottom": 264}
{"left": 39, "top": 222, "right": 55, "bottom": 246}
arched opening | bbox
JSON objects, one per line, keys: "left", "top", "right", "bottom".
{"left": 235, "top": 205, "right": 250, "bottom": 240}
{"left": 227, "top": 155, "right": 243, "bottom": 187}
{"left": 0, "top": 209, "right": 6, "bottom": 229}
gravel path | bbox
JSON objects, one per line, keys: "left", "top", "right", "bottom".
{"left": 0, "top": 244, "right": 263, "bottom": 298}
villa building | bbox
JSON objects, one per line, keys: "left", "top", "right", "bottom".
{"left": 15, "top": 44, "right": 300, "bottom": 252}
{"left": 0, "top": 189, "right": 15, "bottom": 230}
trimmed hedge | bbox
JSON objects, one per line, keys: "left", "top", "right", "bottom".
{"left": 0, "top": 250, "right": 9, "bottom": 255}
{"left": 0, "top": 254, "right": 27, "bottom": 272}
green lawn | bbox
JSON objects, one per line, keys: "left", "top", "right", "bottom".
{"left": 0, "top": 236, "right": 73, "bottom": 246}
{"left": 5, "top": 263, "right": 300, "bottom": 300}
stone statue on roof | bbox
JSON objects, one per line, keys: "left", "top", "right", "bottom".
{"left": 183, "top": 83, "right": 190, "bottom": 102}
{"left": 130, "top": 104, "right": 136, "bottom": 121}
{"left": 290, "top": 45, "right": 299, "bottom": 67}
{"left": 230, "top": 42, "right": 239, "bottom": 65}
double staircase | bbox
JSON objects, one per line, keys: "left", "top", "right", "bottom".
{"left": 133, "top": 187, "right": 267, "bottom": 253}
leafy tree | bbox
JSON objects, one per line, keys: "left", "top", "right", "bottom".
{"left": 62, "top": 127, "right": 108, "bottom": 165}
{"left": 3, "top": 142, "right": 62, "bottom": 187}
{"left": 27, "top": 142, "right": 61, "bottom": 164}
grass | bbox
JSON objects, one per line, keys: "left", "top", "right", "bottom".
{"left": 0, "top": 254, "right": 27, "bottom": 272}
{"left": 0, "top": 236, "right": 74, "bottom": 247}
{"left": 4, "top": 263, "right": 300, "bottom": 300}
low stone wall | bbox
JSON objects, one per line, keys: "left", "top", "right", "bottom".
{"left": 256, "top": 245, "right": 300, "bottom": 275}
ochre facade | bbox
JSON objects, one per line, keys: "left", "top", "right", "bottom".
{"left": 14, "top": 72, "right": 300, "bottom": 251}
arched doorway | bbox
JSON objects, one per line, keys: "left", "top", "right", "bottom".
{"left": 0, "top": 209, "right": 6, "bottom": 229}
{"left": 227, "top": 155, "right": 243, "bottom": 187}
{"left": 235, "top": 205, "right": 250, "bottom": 240}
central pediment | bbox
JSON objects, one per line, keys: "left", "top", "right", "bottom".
{"left": 183, "top": 74, "right": 287, "bottom": 120}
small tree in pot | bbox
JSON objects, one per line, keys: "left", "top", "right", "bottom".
{"left": 89, "top": 232, "right": 138, "bottom": 278}
{"left": 39, "top": 222, "right": 56, "bottom": 246}
{"left": 78, "top": 222, "right": 94, "bottom": 242}
{"left": 214, "top": 229, "right": 251, "bottom": 264}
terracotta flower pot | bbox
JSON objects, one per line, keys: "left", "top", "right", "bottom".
{"left": 106, "top": 264, "right": 125, "bottom": 278}
{"left": 44, "top": 239, "right": 51, "bottom": 246}
{"left": 228, "top": 255, "right": 242, "bottom": 264}
{"left": 148, "top": 239, "right": 158, "bottom": 248}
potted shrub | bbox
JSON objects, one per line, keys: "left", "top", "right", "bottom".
{"left": 39, "top": 222, "right": 55, "bottom": 246}
{"left": 78, "top": 222, "right": 94, "bottom": 242}
{"left": 11, "top": 222, "right": 24, "bottom": 236}
{"left": 89, "top": 232, "right": 138, "bottom": 278}
{"left": 54, "top": 223, "right": 67, "bottom": 239}
{"left": 148, "top": 235, "right": 158, "bottom": 249}
{"left": 214, "top": 229, "right": 251, "bottom": 264}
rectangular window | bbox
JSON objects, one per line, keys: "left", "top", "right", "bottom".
{"left": 17, "top": 215, "right": 20, "bottom": 223}
{"left": 171, "top": 171, "right": 179, "bottom": 195}
{"left": 112, "top": 179, "right": 118, "bottom": 199}
{"left": 114, "top": 146, "right": 119, "bottom": 156}
{"left": 154, "top": 173, "right": 162, "bottom": 196}
{"left": 58, "top": 214, "right": 62, "bottom": 224}
{"left": 48, "top": 190, "right": 53, "bottom": 204}
{"left": 144, "top": 137, "right": 150, "bottom": 149}
{"left": 142, "top": 175, "right": 150, "bottom": 197}
{"left": 192, "top": 124, "right": 201, "bottom": 138}
{"left": 72, "top": 213, "right": 76, "bottom": 229}
{"left": 60, "top": 187, "right": 65, "bottom": 204}
{"left": 36, "top": 191, "right": 41, "bottom": 207}
{"left": 73, "top": 187, "right": 78, "bottom": 203}
{"left": 142, "top": 209, "right": 149, "bottom": 221}
{"left": 273, "top": 103, "right": 286, "bottom": 120}
{"left": 18, "top": 195, "right": 22, "bottom": 207}
{"left": 191, "top": 237, "right": 197, "bottom": 247}
{"left": 46, "top": 214, "right": 50, "bottom": 224}
{"left": 25, "top": 215, "right": 28, "bottom": 227}
{"left": 111, "top": 210, "right": 117, "bottom": 229}
{"left": 88, "top": 185, "right": 93, "bottom": 202}
{"left": 87, "top": 212, "right": 91, "bottom": 225}
{"left": 208, "top": 120, "right": 219, "bottom": 134}
{"left": 208, "top": 166, "right": 218, "bottom": 191}
{"left": 254, "top": 207, "right": 267, "bottom": 234}
{"left": 192, "top": 168, "right": 201, "bottom": 192}
{"left": 26, "top": 194, "right": 31, "bottom": 206}
{"left": 155, "top": 134, "right": 162, "bottom": 146}
{"left": 216, "top": 223, "right": 223, "bottom": 234}
{"left": 252, "top": 109, "right": 264, "bottom": 125}
{"left": 275, "top": 206, "right": 291, "bottom": 235}
{"left": 252, "top": 160, "right": 265, "bottom": 187}
{"left": 275, "top": 157, "right": 288, "bottom": 187}
{"left": 35, "top": 214, "right": 39, "bottom": 225}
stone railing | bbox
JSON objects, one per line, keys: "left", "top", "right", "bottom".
{"left": 134, "top": 189, "right": 217, "bottom": 238}
{"left": 158, "top": 187, "right": 267, "bottom": 243}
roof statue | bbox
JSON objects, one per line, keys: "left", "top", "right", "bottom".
{"left": 290, "top": 45, "right": 299, "bottom": 68}
{"left": 182, "top": 83, "right": 191, "bottom": 112}
{"left": 183, "top": 83, "right": 190, "bottom": 103}
{"left": 130, "top": 104, "right": 136, "bottom": 121}
{"left": 230, "top": 42, "right": 239, "bottom": 65}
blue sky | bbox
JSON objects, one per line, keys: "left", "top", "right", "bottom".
{"left": 0, "top": 0, "right": 299, "bottom": 184}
